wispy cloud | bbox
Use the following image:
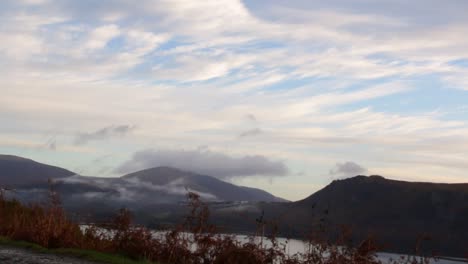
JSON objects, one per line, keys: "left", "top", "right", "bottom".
{"left": 44, "top": 136, "right": 57, "bottom": 151}
{"left": 238, "top": 128, "right": 263, "bottom": 138}
{"left": 74, "top": 125, "right": 135, "bottom": 145}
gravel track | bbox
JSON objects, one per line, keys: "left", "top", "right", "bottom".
{"left": 0, "top": 246, "right": 98, "bottom": 264}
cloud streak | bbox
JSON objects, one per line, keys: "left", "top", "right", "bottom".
{"left": 238, "top": 128, "right": 263, "bottom": 138}
{"left": 74, "top": 125, "right": 135, "bottom": 145}
{"left": 116, "top": 148, "right": 289, "bottom": 179}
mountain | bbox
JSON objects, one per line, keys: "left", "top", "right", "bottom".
{"left": 0, "top": 155, "right": 75, "bottom": 187}
{"left": 122, "top": 167, "right": 286, "bottom": 203}
{"left": 270, "top": 175, "right": 468, "bottom": 257}
{"left": 53, "top": 167, "right": 285, "bottom": 207}
{"left": 2, "top": 155, "right": 468, "bottom": 257}
{"left": 0, "top": 154, "right": 285, "bottom": 205}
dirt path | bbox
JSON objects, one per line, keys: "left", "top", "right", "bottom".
{"left": 0, "top": 246, "right": 98, "bottom": 264}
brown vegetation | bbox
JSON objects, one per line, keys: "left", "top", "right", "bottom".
{"left": 0, "top": 184, "right": 436, "bottom": 264}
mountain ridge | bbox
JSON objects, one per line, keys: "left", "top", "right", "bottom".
{"left": 0, "top": 154, "right": 286, "bottom": 203}
{"left": 274, "top": 174, "right": 468, "bottom": 257}
{"left": 3, "top": 154, "right": 468, "bottom": 257}
{"left": 0, "top": 154, "right": 75, "bottom": 187}
{"left": 121, "top": 166, "right": 287, "bottom": 202}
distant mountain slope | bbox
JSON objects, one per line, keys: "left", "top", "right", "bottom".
{"left": 122, "top": 166, "right": 287, "bottom": 202}
{"left": 275, "top": 175, "right": 468, "bottom": 257}
{"left": 0, "top": 155, "right": 75, "bottom": 187}
{"left": 0, "top": 154, "right": 286, "bottom": 204}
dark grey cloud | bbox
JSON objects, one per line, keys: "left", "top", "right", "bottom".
{"left": 44, "top": 136, "right": 57, "bottom": 151}
{"left": 329, "top": 161, "right": 367, "bottom": 176}
{"left": 74, "top": 125, "right": 135, "bottom": 145}
{"left": 245, "top": 114, "right": 257, "bottom": 122}
{"left": 115, "top": 148, "right": 289, "bottom": 179}
{"left": 47, "top": 140, "right": 57, "bottom": 151}
{"left": 238, "top": 128, "right": 263, "bottom": 138}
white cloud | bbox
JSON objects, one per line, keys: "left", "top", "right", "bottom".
{"left": 18, "top": 0, "right": 49, "bottom": 5}
{"left": 152, "top": 53, "right": 254, "bottom": 81}
{"left": 84, "top": 24, "right": 120, "bottom": 50}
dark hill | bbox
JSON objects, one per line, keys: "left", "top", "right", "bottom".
{"left": 274, "top": 175, "right": 468, "bottom": 257}
{"left": 0, "top": 155, "right": 75, "bottom": 187}
{"left": 0, "top": 154, "right": 286, "bottom": 207}
{"left": 122, "top": 166, "right": 286, "bottom": 202}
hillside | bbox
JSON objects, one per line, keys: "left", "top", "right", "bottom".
{"left": 0, "top": 155, "right": 285, "bottom": 205}
{"left": 122, "top": 166, "right": 286, "bottom": 202}
{"left": 0, "top": 155, "right": 75, "bottom": 187}
{"left": 3, "top": 154, "right": 467, "bottom": 257}
{"left": 270, "top": 175, "right": 468, "bottom": 257}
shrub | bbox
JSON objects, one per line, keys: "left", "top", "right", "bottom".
{"left": 0, "top": 186, "right": 436, "bottom": 264}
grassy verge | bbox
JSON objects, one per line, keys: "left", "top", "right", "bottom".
{"left": 0, "top": 236, "right": 155, "bottom": 264}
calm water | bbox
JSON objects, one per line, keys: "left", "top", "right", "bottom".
{"left": 81, "top": 226, "right": 467, "bottom": 263}
{"left": 153, "top": 231, "right": 467, "bottom": 264}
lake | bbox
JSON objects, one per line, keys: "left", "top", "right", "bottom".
{"left": 152, "top": 231, "right": 468, "bottom": 264}
{"left": 82, "top": 226, "right": 467, "bottom": 263}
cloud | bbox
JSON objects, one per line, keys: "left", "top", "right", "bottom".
{"left": 36, "top": 134, "right": 58, "bottom": 151}
{"left": 239, "top": 128, "right": 263, "bottom": 138}
{"left": 74, "top": 125, "right": 135, "bottom": 145}
{"left": 45, "top": 137, "right": 56, "bottom": 151}
{"left": 116, "top": 148, "right": 289, "bottom": 179}
{"left": 245, "top": 114, "right": 257, "bottom": 122}
{"left": 124, "top": 177, "right": 218, "bottom": 200}
{"left": 83, "top": 24, "right": 120, "bottom": 50}
{"left": 60, "top": 174, "right": 218, "bottom": 202}
{"left": 329, "top": 161, "right": 367, "bottom": 176}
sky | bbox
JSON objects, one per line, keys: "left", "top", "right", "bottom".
{"left": 2, "top": 0, "right": 468, "bottom": 201}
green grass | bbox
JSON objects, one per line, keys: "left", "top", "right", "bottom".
{"left": 0, "top": 236, "right": 156, "bottom": 264}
